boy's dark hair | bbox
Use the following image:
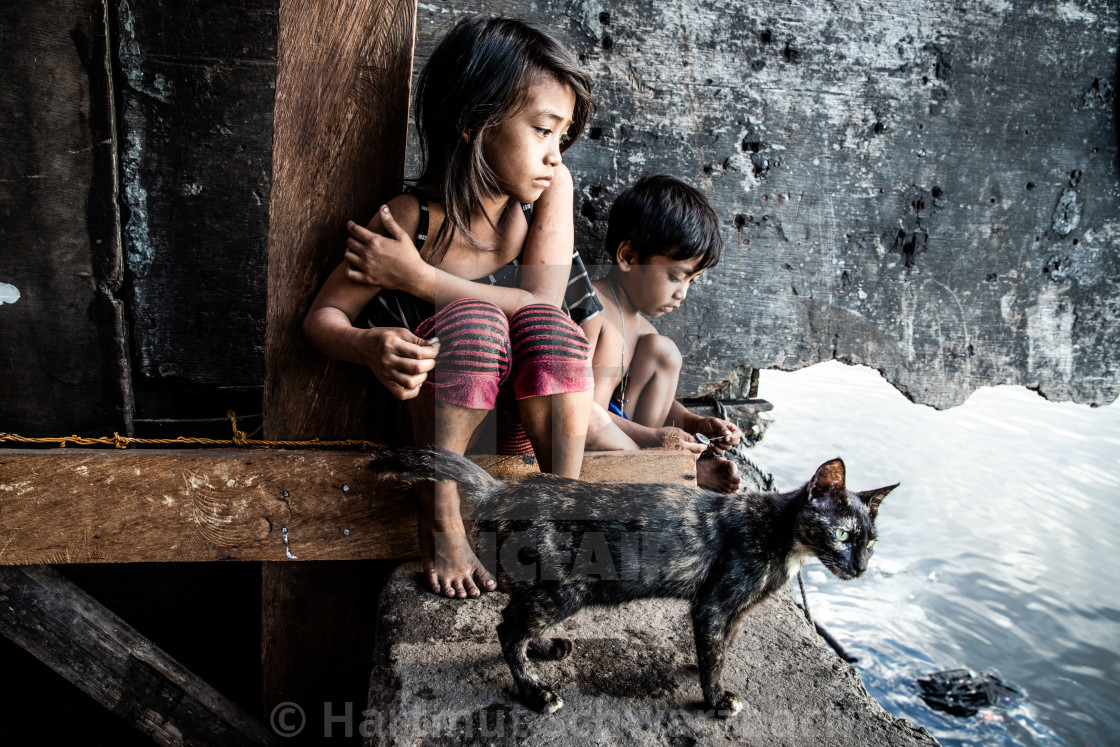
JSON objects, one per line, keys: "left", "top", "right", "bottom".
{"left": 416, "top": 16, "right": 594, "bottom": 262}
{"left": 604, "top": 175, "right": 722, "bottom": 270}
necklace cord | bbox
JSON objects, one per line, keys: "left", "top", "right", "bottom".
{"left": 606, "top": 280, "right": 629, "bottom": 418}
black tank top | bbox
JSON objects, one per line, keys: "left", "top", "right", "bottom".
{"left": 354, "top": 189, "right": 602, "bottom": 331}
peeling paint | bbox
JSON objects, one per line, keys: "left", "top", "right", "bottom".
{"left": 1051, "top": 187, "right": 1082, "bottom": 236}
{"left": 1000, "top": 292, "right": 1020, "bottom": 325}
{"left": 900, "top": 280, "right": 918, "bottom": 363}
{"left": 117, "top": 0, "right": 163, "bottom": 278}
{"left": 1054, "top": 2, "right": 1099, "bottom": 25}
{"left": 417, "top": 2, "right": 458, "bottom": 14}
{"left": 1027, "top": 287, "right": 1075, "bottom": 387}
{"left": 0, "top": 282, "right": 20, "bottom": 305}
{"left": 282, "top": 526, "right": 298, "bottom": 560}
{"left": 121, "top": 125, "right": 154, "bottom": 277}
{"left": 117, "top": 0, "right": 173, "bottom": 103}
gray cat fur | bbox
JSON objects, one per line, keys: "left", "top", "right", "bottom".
{"left": 368, "top": 446, "right": 896, "bottom": 716}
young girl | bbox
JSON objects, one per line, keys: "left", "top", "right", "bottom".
{"left": 304, "top": 17, "right": 600, "bottom": 600}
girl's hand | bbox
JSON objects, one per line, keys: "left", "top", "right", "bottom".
{"left": 344, "top": 206, "right": 424, "bottom": 292}
{"left": 361, "top": 327, "right": 440, "bottom": 400}
{"left": 693, "top": 416, "right": 743, "bottom": 454}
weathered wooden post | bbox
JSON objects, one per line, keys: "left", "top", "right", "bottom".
{"left": 261, "top": 0, "right": 418, "bottom": 728}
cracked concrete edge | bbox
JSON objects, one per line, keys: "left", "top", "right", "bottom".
{"left": 364, "top": 562, "right": 939, "bottom": 746}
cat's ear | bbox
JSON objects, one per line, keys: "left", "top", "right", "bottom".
{"left": 857, "top": 483, "right": 898, "bottom": 519}
{"left": 809, "top": 458, "right": 846, "bottom": 502}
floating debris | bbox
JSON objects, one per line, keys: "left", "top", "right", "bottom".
{"left": 916, "top": 668, "right": 1022, "bottom": 717}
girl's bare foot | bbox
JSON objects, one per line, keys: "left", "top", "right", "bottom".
{"left": 418, "top": 512, "right": 497, "bottom": 598}
{"left": 697, "top": 455, "right": 741, "bottom": 494}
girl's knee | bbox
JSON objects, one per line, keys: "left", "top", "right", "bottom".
{"left": 510, "top": 303, "right": 586, "bottom": 332}
{"left": 509, "top": 304, "right": 590, "bottom": 359}
{"left": 508, "top": 304, "right": 593, "bottom": 400}
{"left": 419, "top": 298, "right": 508, "bottom": 341}
{"left": 415, "top": 299, "right": 512, "bottom": 410}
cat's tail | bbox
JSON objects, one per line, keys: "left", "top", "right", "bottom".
{"left": 367, "top": 446, "right": 497, "bottom": 502}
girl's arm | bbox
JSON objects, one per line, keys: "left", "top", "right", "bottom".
{"left": 344, "top": 166, "right": 577, "bottom": 317}
{"left": 516, "top": 162, "right": 575, "bottom": 307}
{"left": 303, "top": 198, "right": 439, "bottom": 400}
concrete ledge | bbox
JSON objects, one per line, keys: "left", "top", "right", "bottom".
{"left": 366, "top": 562, "right": 937, "bottom": 746}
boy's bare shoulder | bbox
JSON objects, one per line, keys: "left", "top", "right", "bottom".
{"left": 590, "top": 277, "right": 614, "bottom": 311}
{"left": 637, "top": 315, "right": 659, "bottom": 335}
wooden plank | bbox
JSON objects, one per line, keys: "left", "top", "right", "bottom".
{"left": 0, "top": 1, "right": 129, "bottom": 437}
{"left": 0, "top": 565, "right": 277, "bottom": 747}
{"left": 0, "top": 449, "right": 696, "bottom": 566}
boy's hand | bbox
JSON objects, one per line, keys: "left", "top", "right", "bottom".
{"left": 344, "top": 206, "right": 424, "bottom": 291}
{"left": 654, "top": 427, "right": 707, "bottom": 454}
{"left": 361, "top": 327, "right": 439, "bottom": 400}
{"left": 694, "top": 417, "right": 743, "bottom": 454}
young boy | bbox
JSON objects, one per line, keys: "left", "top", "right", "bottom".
{"left": 581, "top": 175, "right": 743, "bottom": 493}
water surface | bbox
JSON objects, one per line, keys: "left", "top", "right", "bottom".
{"left": 746, "top": 361, "right": 1120, "bottom": 746}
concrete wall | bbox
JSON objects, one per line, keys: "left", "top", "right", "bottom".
{"left": 414, "top": 0, "right": 1120, "bottom": 408}
{"left": 2, "top": 1, "right": 1116, "bottom": 441}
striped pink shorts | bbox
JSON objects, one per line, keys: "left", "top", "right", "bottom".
{"left": 414, "top": 298, "right": 593, "bottom": 454}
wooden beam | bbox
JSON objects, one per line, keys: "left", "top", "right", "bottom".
{"left": 0, "top": 449, "right": 696, "bottom": 565}
{"left": 0, "top": 565, "right": 277, "bottom": 746}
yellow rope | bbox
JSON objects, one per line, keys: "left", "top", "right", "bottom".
{"left": 0, "top": 411, "right": 385, "bottom": 450}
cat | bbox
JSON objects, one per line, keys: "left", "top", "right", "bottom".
{"left": 368, "top": 446, "right": 896, "bottom": 717}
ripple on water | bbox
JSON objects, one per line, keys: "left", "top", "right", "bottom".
{"left": 747, "top": 361, "right": 1120, "bottom": 746}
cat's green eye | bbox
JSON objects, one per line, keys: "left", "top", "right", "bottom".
{"left": 835, "top": 528, "right": 850, "bottom": 542}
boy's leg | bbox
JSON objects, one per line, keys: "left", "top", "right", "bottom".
{"left": 584, "top": 402, "right": 641, "bottom": 451}
{"left": 625, "top": 333, "right": 683, "bottom": 429}
{"left": 409, "top": 299, "right": 510, "bottom": 598}
{"left": 625, "top": 332, "right": 742, "bottom": 494}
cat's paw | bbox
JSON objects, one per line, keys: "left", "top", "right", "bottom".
{"left": 714, "top": 691, "right": 743, "bottom": 718}
{"left": 526, "top": 686, "right": 564, "bottom": 714}
{"left": 529, "top": 636, "right": 573, "bottom": 660}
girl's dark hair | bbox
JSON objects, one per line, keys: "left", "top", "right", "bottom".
{"left": 604, "top": 175, "right": 723, "bottom": 270}
{"left": 415, "top": 16, "right": 593, "bottom": 262}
